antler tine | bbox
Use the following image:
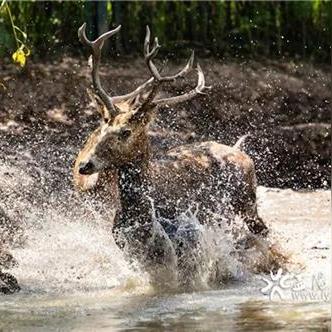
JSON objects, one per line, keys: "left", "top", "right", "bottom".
{"left": 111, "top": 77, "right": 154, "bottom": 104}
{"left": 78, "top": 23, "right": 121, "bottom": 117}
{"left": 78, "top": 23, "right": 121, "bottom": 50}
{"left": 144, "top": 26, "right": 162, "bottom": 80}
{"left": 144, "top": 26, "right": 161, "bottom": 60}
{"left": 154, "top": 63, "right": 210, "bottom": 107}
{"left": 144, "top": 26, "right": 194, "bottom": 83}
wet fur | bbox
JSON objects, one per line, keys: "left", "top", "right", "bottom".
{"left": 74, "top": 98, "right": 284, "bottom": 282}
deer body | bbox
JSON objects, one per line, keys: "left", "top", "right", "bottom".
{"left": 74, "top": 130, "right": 267, "bottom": 252}
{"left": 73, "top": 24, "right": 272, "bottom": 283}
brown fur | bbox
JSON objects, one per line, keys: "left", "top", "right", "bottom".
{"left": 74, "top": 103, "right": 267, "bottom": 235}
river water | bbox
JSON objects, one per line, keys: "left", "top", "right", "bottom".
{"left": 0, "top": 183, "right": 330, "bottom": 331}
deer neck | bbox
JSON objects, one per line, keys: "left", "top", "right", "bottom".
{"left": 119, "top": 159, "right": 150, "bottom": 207}
{"left": 113, "top": 157, "right": 153, "bottom": 248}
{"left": 116, "top": 143, "right": 153, "bottom": 218}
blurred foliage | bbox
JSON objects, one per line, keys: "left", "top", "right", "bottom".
{"left": 0, "top": 0, "right": 331, "bottom": 63}
{"left": 1, "top": 0, "right": 31, "bottom": 67}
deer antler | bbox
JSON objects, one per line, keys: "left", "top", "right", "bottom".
{"left": 144, "top": 26, "right": 194, "bottom": 83}
{"left": 154, "top": 63, "right": 209, "bottom": 107}
{"left": 111, "top": 77, "right": 154, "bottom": 104}
{"left": 79, "top": 24, "right": 208, "bottom": 116}
{"left": 138, "top": 26, "right": 209, "bottom": 111}
{"left": 78, "top": 23, "right": 121, "bottom": 118}
{"left": 112, "top": 26, "right": 194, "bottom": 106}
{"left": 137, "top": 26, "right": 198, "bottom": 109}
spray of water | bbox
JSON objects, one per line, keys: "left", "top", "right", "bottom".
{"left": 0, "top": 138, "right": 284, "bottom": 295}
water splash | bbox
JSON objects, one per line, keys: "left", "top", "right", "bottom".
{"left": 4, "top": 179, "right": 254, "bottom": 294}
{"left": 128, "top": 200, "right": 256, "bottom": 291}
{"left": 0, "top": 137, "right": 289, "bottom": 295}
{"left": 11, "top": 213, "right": 147, "bottom": 294}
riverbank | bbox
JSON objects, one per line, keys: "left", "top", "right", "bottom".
{"left": 0, "top": 58, "right": 330, "bottom": 189}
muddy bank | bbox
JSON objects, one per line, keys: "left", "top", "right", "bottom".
{"left": 0, "top": 57, "right": 330, "bottom": 188}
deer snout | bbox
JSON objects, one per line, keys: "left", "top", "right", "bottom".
{"left": 78, "top": 161, "right": 95, "bottom": 175}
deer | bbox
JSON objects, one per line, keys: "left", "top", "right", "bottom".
{"left": 73, "top": 23, "right": 284, "bottom": 288}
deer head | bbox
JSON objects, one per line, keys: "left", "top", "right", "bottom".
{"left": 77, "top": 23, "right": 207, "bottom": 175}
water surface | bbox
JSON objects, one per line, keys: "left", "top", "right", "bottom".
{"left": 0, "top": 188, "right": 330, "bottom": 331}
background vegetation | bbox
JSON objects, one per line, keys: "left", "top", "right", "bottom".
{"left": 0, "top": 1, "right": 331, "bottom": 63}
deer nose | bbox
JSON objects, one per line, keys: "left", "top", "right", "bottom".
{"left": 78, "top": 161, "right": 95, "bottom": 175}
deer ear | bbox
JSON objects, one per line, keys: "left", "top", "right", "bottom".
{"left": 86, "top": 88, "right": 111, "bottom": 123}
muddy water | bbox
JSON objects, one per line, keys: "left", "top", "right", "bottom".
{"left": 0, "top": 187, "right": 330, "bottom": 331}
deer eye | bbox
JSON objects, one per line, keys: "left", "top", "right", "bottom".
{"left": 118, "top": 128, "right": 132, "bottom": 140}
